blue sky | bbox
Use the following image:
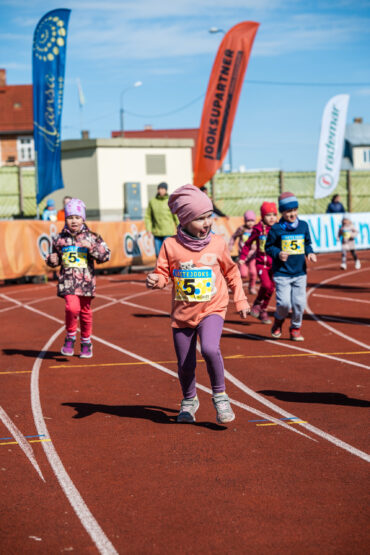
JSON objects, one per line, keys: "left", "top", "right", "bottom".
{"left": 1, "top": 0, "right": 370, "bottom": 171}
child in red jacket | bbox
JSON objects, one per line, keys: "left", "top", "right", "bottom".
{"left": 239, "top": 202, "right": 277, "bottom": 324}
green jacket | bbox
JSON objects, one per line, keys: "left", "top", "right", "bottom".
{"left": 145, "top": 194, "right": 178, "bottom": 237}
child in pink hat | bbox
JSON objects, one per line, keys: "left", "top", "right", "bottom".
{"left": 146, "top": 184, "right": 250, "bottom": 425}
{"left": 46, "top": 198, "right": 110, "bottom": 358}
{"left": 229, "top": 210, "right": 257, "bottom": 294}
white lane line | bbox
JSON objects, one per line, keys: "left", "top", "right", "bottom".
{"left": 117, "top": 297, "right": 370, "bottom": 371}
{"left": 221, "top": 368, "right": 370, "bottom": 463}
{"left": 307, "top": 267, "right": 370, "bottom": 351}
{"left": 222, "top": 326, "right": 370, "bottom": 371}
{"left": 92, "top": 334, "right": 312, "bottom": 441}
{"left": 312, "top": 293, "right": 370, "bottom": 304}
{"left": 4, "top": 292, "right": 369, "bottom": 461}
{"left": 194, "top": 343, "right": 370, "bottom": 463}
{"left": 1, "top": 292, "right": 311, "bottom": 440}
{"left": 2, "top": 291, "right": 369, "bottom": 374}
{"left": 0, "top": 405, "right": 45, "bottom": 481}
{"left": 117, "top": 296, "right": 370, "bottom": 461}
{"left": 31, "top": 326, "right": 118, "bottom": 555}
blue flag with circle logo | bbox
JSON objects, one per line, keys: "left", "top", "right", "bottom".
{"left": 32, "top": 9, "right": 71, "bottom": 204}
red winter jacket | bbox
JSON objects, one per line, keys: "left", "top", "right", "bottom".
{"left": 239, "top": 221, "right": 273, "bottom": 269}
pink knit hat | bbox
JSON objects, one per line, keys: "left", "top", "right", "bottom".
{"left": 168, "top": 184, "right": 213, "bottom": 226}
{"left": 244, "top": 210, "right": 256, "bottom": 221}
{"left": 65, "top": 198, "right": 86, "bottom": 220}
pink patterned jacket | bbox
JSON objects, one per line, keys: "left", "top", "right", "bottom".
{"left": 46, "top": 224, "right": 111, "bottom": 297}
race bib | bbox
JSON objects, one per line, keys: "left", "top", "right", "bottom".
{"left": 62, "top": 246, "right": 88, "bottom": 268}
{"left": 281, "top": 234, "right": 305, "bottom": 255}
{"left": 259, "top": 235, "right": 267, "bottom": 253}
{"left": 342, "top": 231, "right": 352, "bottom": 241}
{"left": 173, "top": 268, "right": 214, "bottom": 302}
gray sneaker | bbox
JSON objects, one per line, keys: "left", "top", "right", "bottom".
{"left": 177, "top": 397, "right": 199, "bottom": 423}
{"left": 212, "top": 393, "right": 235, "bottom": 424}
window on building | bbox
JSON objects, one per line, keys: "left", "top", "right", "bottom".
{"left": 145, "top": 154, "right": 166, "bottom": 175}
{"left": 362, "top": 149, "right": 370, "bottom": 163}
{"left": 17, "top": 137, "right": 35, "bottom": 162}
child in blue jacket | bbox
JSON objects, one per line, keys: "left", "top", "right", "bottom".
{"left": 265, "top": 192, "right": 317, "bottom": 341}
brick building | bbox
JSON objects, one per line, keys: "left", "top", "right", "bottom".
{"left": 0, "top": 69, "right": 34, "bottom": 167}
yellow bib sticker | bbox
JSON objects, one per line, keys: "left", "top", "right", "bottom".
{"left": 259, "top": 235, "right": 267, "bottom": 253}
{"left": 281, "top": 234, "right": 305, "bottom": 255}
{"left": 62, "top": 246, "right": 88, "bottom": 269}
{"left": 342, "top": 231, "right": 352, "bottom": 241}
{"left": 173, "top": 268, "right": 213, "bottom": 302}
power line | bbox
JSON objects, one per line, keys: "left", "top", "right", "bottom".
{"left": 247, "top": 79, "right": 370, "bottom": 87}
{"left": 124, "top": 93, "right": 204, "bottom": 118}
{"left": 81, "top": 79, "right": 369, "bottom": 124}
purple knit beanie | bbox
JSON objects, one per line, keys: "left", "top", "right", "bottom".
{"left": 244, "top": 210, "right": 256, "bottom": 222}
{"left": 278, "top": 192, "right": 298, "bottom": 212}
{"left": 65, "top": 198, "right": 86, "bottom": 220}
{"left": 168, "top": 184, "right": 213, "bottom": 226}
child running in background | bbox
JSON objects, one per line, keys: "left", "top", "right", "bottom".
{"left": 338, "top": 216, "right": 361, "bottom": 270}
{"left": 46, "top": 199, "right": 111, "bottom": 358}
{"left": 146, "top": 184, "right": 250, "bottom": 424}
{"left": 228, "top": 210, "right": 257, "bottom": 294}
{"left": 238, "top": 202, "right": 278, "bottom": 324}
{"left": 265, "top": 192, "right": 316, "bottom": 342}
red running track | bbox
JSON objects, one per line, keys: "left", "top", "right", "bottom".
{"left": 0, "top": 252, "right": 369, "bottom": 553}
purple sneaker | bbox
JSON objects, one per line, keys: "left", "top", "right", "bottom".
{"left": 249, "top": 304, "right": 261, "bottom": 319}
{"left": 80, "top": 342, "right": 93, "bottom": 359}
{"left": 61, "top": 336, "right": 75, "bottom": 356}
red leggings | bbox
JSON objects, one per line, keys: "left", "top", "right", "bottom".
{"left": 65, "top": 295, "right": 93, "bottom": 338}
{"left": 254, "top": 266, "right": 275, "bottom": 310}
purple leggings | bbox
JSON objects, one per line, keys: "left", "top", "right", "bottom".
{"left": 172, "top": 314, "right": 225, "bottom": 399}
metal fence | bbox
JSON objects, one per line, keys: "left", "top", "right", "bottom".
{"left": 212, "top": 170, "right": 370, "bottom": 216}
{"left": 1, "top": 166, "right": 369, "bottom": 219}
{"left": 0, "top": 166, "right": 47, "bottom": 218}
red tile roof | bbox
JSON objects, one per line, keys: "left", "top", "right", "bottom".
{"left": 0, "top": 84, "right": 33, "bottom": 133}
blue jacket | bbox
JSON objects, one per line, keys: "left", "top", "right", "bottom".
{"left": 326, "top": 201, "right": 345, "bottom": 214}
{"left": 265, "top": 219, "right": 314, "bottom": 277}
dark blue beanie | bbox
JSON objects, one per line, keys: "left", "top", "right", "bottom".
{"left": 278, "top": 192, "right": 298, "bottom": 212}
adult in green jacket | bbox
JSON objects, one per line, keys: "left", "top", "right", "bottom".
{"left": 145, "top": 182, "right": 178, "bottom": 256}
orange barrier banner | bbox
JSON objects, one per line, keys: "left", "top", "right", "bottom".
{"left": 0, "top": 218, "right": 244, "bottom": 280}
{"left": 0, "top": 220, "right": 156, "bottom": 280}
{"left": 193, "top": 21, "right": 259, "bottom": 187}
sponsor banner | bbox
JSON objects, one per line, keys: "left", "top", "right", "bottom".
{"left": 314, "top": 94, "right": 350, "bottom": 200}
{"left": 1, "top": 214, "right": 368, "bottom": 280}
{"left": 300, "top": 212, "right": 370, "bottom": 253}
{"left": 193, "top": 21, "right": 259, "bottom": 187}
{"left": 0, "top": 221, "right": 156, "bottom": 280}
{"left": 33, "top": 9, "right": 71, "bottom": 204}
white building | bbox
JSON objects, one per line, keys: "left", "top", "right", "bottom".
{"left": 342, "top": 118, "right": 370, "bottom": 170}
{"left": 48, "top": 137, "right": 193, "bottom": 220}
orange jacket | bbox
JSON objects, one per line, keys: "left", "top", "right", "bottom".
{"left": 153, "top": 234, "right": 248, "bottom": 328}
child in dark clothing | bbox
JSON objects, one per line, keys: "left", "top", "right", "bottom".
{"left": 239, "top": 202, "right": 277, "bottom": 324}
{"left": 265, "top": 192, "right": 316, "bottom": 341}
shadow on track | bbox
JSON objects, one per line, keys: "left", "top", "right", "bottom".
{"left": 2, "top": 348, "right": 67, "bottom": 361}
{"left": 258, "top": 390, "right": 370, "bottom": 407}
{"left": 133, "top": 313, "right": 170, "bottom": 319}
{"left": 62, "top": 402, "right": 227, "bottom": 430}
{"left": 307, "top": 282, "right": 370, "bottom": 293}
